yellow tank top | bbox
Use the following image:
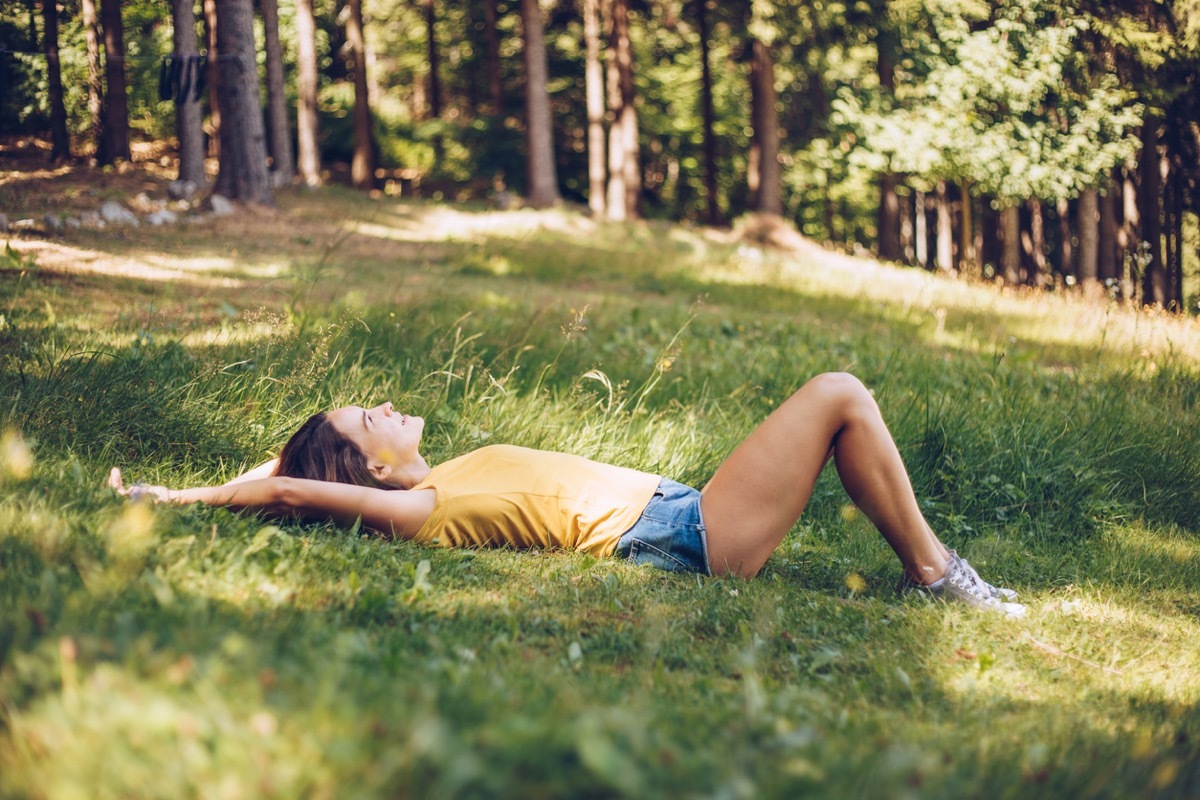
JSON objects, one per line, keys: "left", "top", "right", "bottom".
{"left": 409, "top": 444, "right": 661, "bottom": 557}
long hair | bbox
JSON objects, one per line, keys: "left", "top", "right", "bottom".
{"left": 275, "top": 412, "right": 393, "bottom": 488}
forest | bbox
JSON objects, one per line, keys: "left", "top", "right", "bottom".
{"left": 1, "top": 0, "right": 1199, "bottom": 308}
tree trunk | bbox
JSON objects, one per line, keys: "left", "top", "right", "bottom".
{"left": 1166, "top": 158, "right": 1184, "bottom": 311}
{"left": 259, "top": 0, "right": 293, "bottom": 184}
{"left": 170, "top": 0, "right": 205, "bottom": 183}
{"left": 425, "top": 0, "right": 441, "bottom": 119}
{"left": 82, "top": 0, "right": 103, "bottom": 157}
{"left": 1097, "top": 182, "right": 1118, "bottom": 286}
{"left": 696, "top": 0, "right": 719, "bottom": 226}
{"left": 935, "top": 179, "right": 953, "bottom": 272}
{"left": 876, "top": 18, "right": 899, "bottom": 261}
{"left": 1000, "top": 205, "right": 1020, "bottom": 284}
{"left": 914, "top": 189, "right": 927, "bottom": 268}
{"left": 1122, "top": 167, "right": 1139, "bottom": 299}
{"left": 346, "top": 0, "right": 375, "bottom": 190}
{"left": 1055, "top": 197, "right": 1073, "bottom": 280}
{"left": 212, "top": 0, "right": 272, "bottom": 204}
{"left": 1077, "top": 188, "right": 1099, "bottom": 287}
{"left": 204, "top": 0, "right": 220, "bottom": 158}
{"left": 606, "top": 0, "right": 637, "bottom": 219}
{"left": 520, "top": 0, "right": 560, "bottom": 207}
{"left": 43, "top": 0, "right": 70, "bottom": 160}
{"left": 748, "top": 37, "right": 781, "bottom": 215}
{"left": 959, "top": 180, "right": 975, "bottom": 270}
{"left": 980, "top": 196, "right": 1000, "bottom": 276}
{"left": 584, "top": 0, "right": 606, "bottom": 216}
{"left": 1025, "top": 199, "right": 1047, "bottom": 286}
{"left": 484, "top": 0, "right": 503, "bottom": 116}
{"left": 295, "top": 0, "right": 321, "bottom": 186}
{"left": 899, "top": 185, "right": 914, "bottom": 264}
{"left": 99, "top": 0, "right": 130, "bottom": 163}
{"left": 1138, "top": 116, "right": 1165, "bottom": 306}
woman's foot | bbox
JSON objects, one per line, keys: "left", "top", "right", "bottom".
{"left": 901, "top": 553, "right": 1026, "bottom": 617}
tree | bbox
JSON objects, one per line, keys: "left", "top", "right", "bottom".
{"left": 295, "top": 0, "right": 321, "bottom": 186}
{"left": 170, "top": 0, "right": 205, "bottom": 183}
{"left": 584, "top": 0, "right": 606, "bottom": 216}
{"left": 483, "top": 0, "right": 503, "bottom": 116}
{"left": 424, "top": 0, "right": 441, "bottom": 119}
{"left": 82, "top": 0, "right": 103, "bottom": 154}
{"left": 747, "top": 36, "right": 780, "bottom": 214}
{"left": 212, "top": 0, "right": 272, "bottom": 204}
{"left": 520, "top": 0, "right": 560, "bottom": 207}
{"left": 874, "top": 1, "right": 899, "bottom": 260}
{"left": 345, "top": 0, "right": 376, "bottom": 190}
{"left": 204, "top": 0, "right": 221, "bottom": 157}
{"left": 695, "top": 0, "right": 719, "bottom": 225}
{"left": 99, "top": 0, "right": 130, "bottom": 163}
{"left": 42, "top": 0, "right": 69, "bottom": 161}
{"left": 606, "top": 0, "right": 637, "bottom": 218}
{"left": 259, "top": 0, "right": 294, "bottom": 184}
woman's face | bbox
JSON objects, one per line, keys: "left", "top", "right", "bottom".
{"left": 327, "top": 402, "right": 425, "bottom": 483}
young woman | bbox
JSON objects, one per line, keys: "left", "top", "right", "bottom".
{"left": 110, "top": 372, "right": 1026, "bottom": 616}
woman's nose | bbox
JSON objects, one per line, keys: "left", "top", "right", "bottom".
{"left": 381, "top": 402, "right": 393, "bottom": 416}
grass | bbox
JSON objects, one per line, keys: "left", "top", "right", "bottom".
{"left": 1, "top": 180, "right": 1199, "bottom": 798}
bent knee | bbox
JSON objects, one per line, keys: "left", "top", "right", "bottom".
{"left": 804, "top": 372, "right": 878, "bottom": 418}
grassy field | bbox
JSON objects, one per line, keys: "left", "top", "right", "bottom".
{"left": 2, "top": 176, "right": 1200, "bottom": 798}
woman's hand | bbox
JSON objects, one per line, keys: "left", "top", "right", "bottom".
{"left": 108, "top": 467, "right": 172, "bottom": 503}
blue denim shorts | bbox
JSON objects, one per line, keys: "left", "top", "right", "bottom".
{"left": 614, "top": 478, "right": 711, "bottom": 575}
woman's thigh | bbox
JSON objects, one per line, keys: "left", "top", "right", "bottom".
{"left": 700, "top": 373, "right": 861, "bottom": 577}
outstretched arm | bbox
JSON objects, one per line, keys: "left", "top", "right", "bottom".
{"left": 107, "top": 468, "right": 435, "bottom": 539}
{"left": 224, "top": 458, "right": 280, "bottom": 485}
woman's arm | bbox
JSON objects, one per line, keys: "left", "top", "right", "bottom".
{"left": 108, "top": 468, "right": 435, "bottom": 539}
{"left": 224, "top": 458, "right": 280, "bottom": 485}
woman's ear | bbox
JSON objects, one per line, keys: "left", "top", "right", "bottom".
{"left": 369, "top": 461, "right": 393, "bottom": 484}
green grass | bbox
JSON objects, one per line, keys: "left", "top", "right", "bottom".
{"left": 1, "top": 192, "right": 1199, "bottom": 798}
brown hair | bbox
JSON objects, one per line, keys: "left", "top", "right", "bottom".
{"left": 275, "top": 412, "right": 393, "bottom": 488}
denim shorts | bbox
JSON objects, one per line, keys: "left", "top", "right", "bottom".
{"left": 614, "top": 478, "right": 711, "bottom": 575}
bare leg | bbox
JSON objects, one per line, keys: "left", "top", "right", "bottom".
{"left": 701, "top": 372, "right": 950, "bottom": 580}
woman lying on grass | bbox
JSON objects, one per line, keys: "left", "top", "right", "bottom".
{"left": 110, "top": 372, "right": 1026, "bottom": 616}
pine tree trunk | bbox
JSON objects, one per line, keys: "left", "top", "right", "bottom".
{"left": 1097, "top": 182, "right": 1118, "bottom": 286}
{"left": 1166, "top": 158, "right": 1184, "bottom": 311}
{"left": 259, "top": 0, "right": 293, "bottom": 184}
{"left": 914, "top": 189, "right": 927, "bottom": 268}
{"left": 295, "top": 0, "right": 321, "bottom": 186}
{"left": 1000, "top": 205, "right": 1020, "bottom": 284}
{"left": 1121, "top": 168, "right": 1139, "bottom": 299}
{"left": 484, "top": 0, "right": 503, "bottom": 116}
{"left": 520, "top": 0, "right": 560, "bottom": 207}
{"left": 606, "top": 0, "right": 637, "bottom": 219}
{"left": 696, "top": 0, "right": 718, "bottom": 226}
{"left": 1055, "top": 197, "right": 1073, "bottom": 280}
{"left": 980, "top": 196, "right": 999, "bottom": 276}
{"left": 425, "top": 0, "right": 441, "bottom": 119}
{"left": 43, "top": 0, "right": 70, "bottom": 160}
{"left": 749, "top": 37, "right": 781, "bottom": 215}
{"left": 936, "top": 179, "right": 953, "bottom": 272}
{"left": 959, "top": 180, "right": 975, "bottom": 270}
{"left": 212, "top": 0, "right": 272, "bottom": 204}
{"left": 584, "top": 0, "right": 606, "bottom": 216}
{"left": 204, "top": 0, "right": 220, "bottom": 158}
{"left": 99, "top": 0, "right": 130, "bottom": 163}
{"left": 876, "top": 18, "right": 899, "bottom": 261}
{"left": 1077, "top": 188, "right": 1099, "bottom": 287}
{"left": 82, "top": 0, "right": 103, "bottom": 157}
{"left": 1138, "top": 116, "right": 1165, "bottom": 306}
{"left": 346, "top": 0, "right": 375, "bottom": 190}
{"left": 1026, "top": 199, "right": 1047, "bottom": 286}
{"left": 170, "top": 0, "right": 205, "bottom": 183}
{"left": 899, "top": 184, "right": 914, "bottom": 264}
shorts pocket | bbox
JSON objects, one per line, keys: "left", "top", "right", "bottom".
{"left": 625, "top": 537, "right": 691, "bottom": 573}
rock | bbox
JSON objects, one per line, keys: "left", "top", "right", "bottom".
{"left": 131, "top": 192, "right": 163, "bottom": 212}
{"left": 168, "top": 180, "right": 198, "bottom": 201}
{"left": 10, "top": 219, "right": 36, "bottom": 230}
{"left": 79, "top": 211, "right": 106, "bottom": 229}
{"left": 0, "top": 213, "right": 8, "bottom": 233}
{"left": 145, "top": 209, "right": 178, "bottom": 226}
{"left": 209, "top": 195, "right": 235, "bottom": 216}
{"left": 43, "top": 214, "right": 63, "bottom": 230}
{"left": 493, "top": 190, "right": 516, "bottom": 210}
{"left": 65, "top": 217, "right": 82, "bottom": 229}
{"left": 99, "top": 200, "right": 140, "bottom": 226}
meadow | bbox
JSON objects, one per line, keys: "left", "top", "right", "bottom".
{"left": 1, "top": 183, "right": 1199, "bottom": 798}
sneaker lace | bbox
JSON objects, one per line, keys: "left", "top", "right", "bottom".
{"left": 949, "top": 557, "right": 991, "bottom": 600}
